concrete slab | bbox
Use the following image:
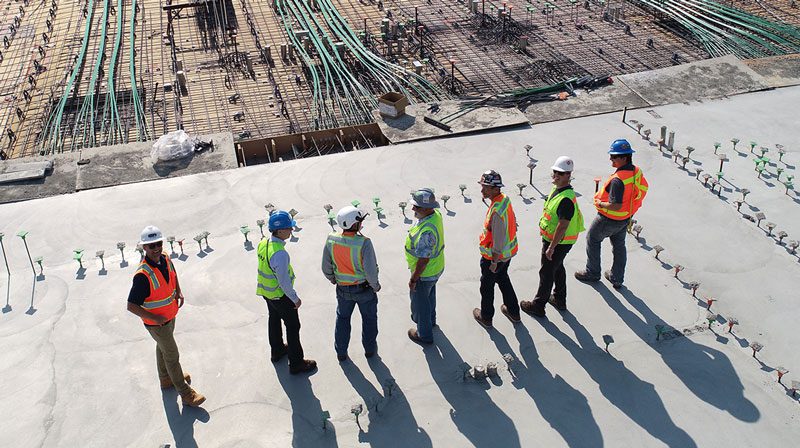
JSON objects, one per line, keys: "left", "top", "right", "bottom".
{"left": 0, "top": 153, "right": 78, "bottom": 203}
{"left": 0, "top": 169, "right": 46, "bottom": 184}
{"left": 617, "top": 55, "right": 771, "bottom": 106}
{"left": 524, "top": 80, "right": 648, "bottom": 124}
{"left": 744, "top": 54, "right": 800, "bottom": 88}
{"left": 76, "top": 132, "right": 238, "bottom": 191}
{"left": 1, "top": 87, "right": 800, "bottom": 447}
{"left": 373, "top": 101, "right": 530, "bottom": 144}
{"left": 0, "top": 160, "right": 54, "bottom": 174}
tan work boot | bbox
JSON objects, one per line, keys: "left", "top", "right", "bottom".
{"left": 180, "top": 387, "right": 206, "bottom": 407}
{"left": 160, "top": 373, "right": 191, "bottom": 389}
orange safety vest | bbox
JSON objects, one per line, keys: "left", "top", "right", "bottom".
{"left": 479, "top": 193, "right": 519, "bottom": 260}
{"left": 326, "top": 232, "right": 367, "bottom": 285}
{"left": 136, "top": 254, "right": 179, "bottom": 325}
{"left": 594, "top": 166, "right": 648, "bottom": 220}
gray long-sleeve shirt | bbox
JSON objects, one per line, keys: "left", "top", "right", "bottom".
{"left": 321, "top": 233, "right": 381, "bottom": 291}
{"left": 269, "top": 236, "right": 300, "bottom": 304}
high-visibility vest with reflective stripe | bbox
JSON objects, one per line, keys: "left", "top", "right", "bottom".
{"left": 479, "top": 194, "right": 518, "bottom": 260}
{"left": 405, "top": 210, "right": 445, "bottom": 278}
{"left": 256, "top": 239, "right": 295, "bottom": 300}
{"left": 136, "top": 254, "right": 179, "bottom": 325}
{"left": 540, "top": 187, "right": 586, "bottom": 245}
{"left": 594, "top": 166, "right": 649, "bottom": 220}
{"left": 326, "top": 232, "right": 367, "bottom": 285}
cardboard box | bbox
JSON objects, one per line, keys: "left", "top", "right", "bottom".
{"left": 378, "top": 92, "right": 409, "bottom": 118}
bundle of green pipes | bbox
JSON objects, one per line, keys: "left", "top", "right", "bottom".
{"left": 39, "top": 0, "right": 148, "bottom": 154}
{"left": 274, "top": 0, "right": 448, "bottom": 130}
{"left": 634, "top": 0, "right": 800, "bottom": 58}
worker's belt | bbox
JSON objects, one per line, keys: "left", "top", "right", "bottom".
{"left": 336, "top": 282, "right": 371, "bottom": 291}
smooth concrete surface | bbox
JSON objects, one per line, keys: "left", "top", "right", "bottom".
{"left": 374, "top": 101, "right": 530, "bottom": 144}
{"left": 617, "top": 55, "right": 771, "bottom": 106}
{"left": 1, "top": 87, "right": 800, "bottom": 447}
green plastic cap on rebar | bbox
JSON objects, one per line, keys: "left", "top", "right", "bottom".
{"left": 73, "top": 249, "right": 84, "bottom": 260}
{"left": 16, "top": 230, "right": 28, "bottom": 239}
{"left": 351, "top": 200, "right": 360, "bottom": 207}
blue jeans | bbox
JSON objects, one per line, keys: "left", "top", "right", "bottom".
{"left": 410, "top": 279, "right": 437, "bottom": 342}
{"left": 335, "top": 284, "right": 378, "bottom": 356}
{"left": 585, "top": 214, "right": 629, "bottom": 283}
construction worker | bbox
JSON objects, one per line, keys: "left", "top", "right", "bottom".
{"left": 473, "top": 170, "right": 521, "bottom": 328}
{"left": 405, "top": 188, "right": 445, "bottom": 344}
{"left": 575, "top": 139, "right": 648, "bottom": 289}
{"left": 521, "top": 156, "right": 585, "bottom": 317}
{"left": 322, "top": 206, "right": 381, "bottom": 361}
{"left": 126, "top": 225, "right": 205, "bottom": 407}
{"left": 257, "top": 211, "right": 317, "bottom": 375}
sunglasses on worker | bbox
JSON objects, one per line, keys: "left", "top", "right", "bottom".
{"left": 145, "top": 241, "right": 163, "bottom": 249}
{"left": 552, "top": 170, "right": 567, "bottom": 176}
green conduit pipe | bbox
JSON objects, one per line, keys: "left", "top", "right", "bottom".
{"left": 40, "top": 0, "right": 96, "bottom": 154}
{"left": 129, "top": 0, "right": 148, "bottom": 141}
{"left": 101, "top": 0, "right": 125, "bottom": 146}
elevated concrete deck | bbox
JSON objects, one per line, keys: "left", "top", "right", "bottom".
{"left": 1, "top": 86, "right": 799, "bottom": 447}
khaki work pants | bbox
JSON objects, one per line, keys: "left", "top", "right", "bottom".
{"left": 146, "top": 319, "right": 189, "bottom": 394}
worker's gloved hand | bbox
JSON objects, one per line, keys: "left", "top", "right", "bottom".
{"left": 177, "top": 292, "right": 185, "bottom": 308}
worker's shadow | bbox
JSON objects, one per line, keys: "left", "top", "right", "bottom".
{"left": 593, "top": 283, "right": 760, "bottom": 423}
{"left": 161, "top": 390, "right": 210, "bottom": 448}
{"left": 339, "top": 356, "right": 432, "bottom": 447}
{"left": 275, "top": 365, "right": 339, "bottom": 448}
{"left": 488, "top": 326, "right": 603, "bottom": 447}
{"left": 424, "top": 331, "right": 521, "bottom": 448}
{"left": 538, "top": 314, "right": 698, "bottom": 447}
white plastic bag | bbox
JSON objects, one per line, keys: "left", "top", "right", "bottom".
{"left": 150, "top": 130, "right": 197, "bottom": 163}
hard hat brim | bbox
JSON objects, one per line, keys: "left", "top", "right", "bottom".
{"left": 409, "top": 198, "right": 439, "bottom": 209}
{"left": 477, "top": 181, "right": 505, "bottom": 188}
{"left": 550, "top": 164, "right": 573, "bottom": 172}
{"left": 139, "top": 235, "right": 164, "bottom": 245}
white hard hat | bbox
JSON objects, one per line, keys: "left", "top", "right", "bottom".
{"left": 336, "top": 206, "right": 368, "bottom": 230}
{"left": 551, "top": 156, "right": 574, "bottom": 173}
{"left": 139, "top": 225, "right": 164, "bottom": 245}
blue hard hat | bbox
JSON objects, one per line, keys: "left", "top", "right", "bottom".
{"left": 268, "top": 210, "right": 296, "bottom": 231}
{"left": 609, "top": 139, "right": 635, "bottom": 155}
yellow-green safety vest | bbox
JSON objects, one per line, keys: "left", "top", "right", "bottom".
{"left": 540, "top": 187, "right": 586, "bottom": 245}
{"left": 405, "top": 210, "right": 445, "bottom": 278}
{"left": 326, "top": 233, "right": 367, "bottom": 285}
{"left": 257, "top": 239, "right": 295, "bottom": 299}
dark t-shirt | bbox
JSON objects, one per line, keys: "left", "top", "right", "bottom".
{"left": 607, "top": 163, "right": 635, "bottom": 204}
{"left": 548, "top": 185, "right": 575, "bottom": 221}
{"left": 127, "top": 255, "right": 171, "bottom": 306}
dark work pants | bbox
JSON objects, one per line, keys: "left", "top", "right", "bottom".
{"left": 265, "top": 295, "right": 304, "bottom": 368}
{"left": 479, "top": 257, "right": 519, "bottom": 320}
{"left": 533, "top": 239, "right": 573, "bottom": 309}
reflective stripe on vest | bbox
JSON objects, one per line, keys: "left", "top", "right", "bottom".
{"left": 479, "top": 194, "right": 519, "bottom": 259}
{"left": 405, "top": 209, "right": 445, "bottom": 278}
{"left": 136, "top": 254, "right": 179, "bottom": 325}
{"left": 593, "top": 166, "right": 648, "bottom": 220}
{"left": 326, "top": 233, "right": 367, "bottom": 285}
{"left": 539, "top": 187, "right": 586, "bottom": 245}
{"left": 256, "top": 239, "right": 295, "bottom": 299}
